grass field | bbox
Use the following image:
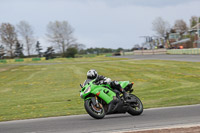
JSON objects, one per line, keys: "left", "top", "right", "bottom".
{"left": 0, "top": 57, "right": 200, "bottom": 121}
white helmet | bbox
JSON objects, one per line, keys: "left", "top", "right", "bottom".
{"left": 87, "top": 69, "right": 98, "bottom": 79}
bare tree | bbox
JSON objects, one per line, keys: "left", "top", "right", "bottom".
{"left": 174, "top": 19, "right": 188, "bottom": 33}
{"left": 46, "top": 21, "right": 76, "bottom": 55}
{"left": 152, "top": 17, "right": 170, "bottom": 37}
{"left": 190, "top": 16, "right": 198, "bottom": 28}
{"left": 17, "top": 21, "right": 35, "bottom": 56}
{"left": 0, "top": 23, "right": 17, "bottom": 57}
{"left": 0, "top": 45, "right": 5, "bottom": 59}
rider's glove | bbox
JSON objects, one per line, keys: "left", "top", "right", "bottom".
{"left": 98, "top": 75, "right": 105, "bottom": 80}
{"left": 104, "top": 78, "right": 111, "bottom": 84}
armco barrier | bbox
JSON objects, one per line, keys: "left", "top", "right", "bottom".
{"left": 15, "top": 59, "right": 24, "bottom": 62}
{"left": 167, "top": 48, "right": 200, "bottom": 55}
{"left": 105, "top": 54, "right": 112, "bottom": 57}
{"left": 132, "top": 48, "right": 200, "bottom": 55}
{"left": 124, "top": 52, "right": 134, "bottom": 55}
{"left": 32, "top": 58, "right": 41, "bottom": 61}
{"left": 133, "top": 49, "right": 167, "bottom": 55}
{"left": 0, "top": 60, "right": 6, "bottom": 63}
{"left": 0, "top": 57, "right": 45, "bottom": 63}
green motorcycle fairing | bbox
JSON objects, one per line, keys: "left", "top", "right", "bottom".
{"left": 80, "top": 80, "right": 116, "bottom": 104}
{"left": 119, "top": 81, "right": 130, "bottom": 89}
{"left": 80, "top": 80, "right": 131, "bottom": 104}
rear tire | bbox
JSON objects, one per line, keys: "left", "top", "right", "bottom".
{"left": 84, "top": 99, "right": 105, "bottom": 119}
{"left": 127, "top": 94, "right": 143, "bottom": 116}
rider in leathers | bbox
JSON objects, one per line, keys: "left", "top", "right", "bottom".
{"left": 84, "top": 69, "right": 129, "bottom": 100}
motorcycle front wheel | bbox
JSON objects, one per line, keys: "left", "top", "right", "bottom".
{"left": 84, "top": 99, "right": 105, "bottom": 119}
{"left": 127, "top": 94, "right": 143, "bottom": 116}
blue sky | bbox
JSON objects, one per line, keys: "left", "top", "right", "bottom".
{"left": 0, "top": 0, "right": 199, "bottom": 49}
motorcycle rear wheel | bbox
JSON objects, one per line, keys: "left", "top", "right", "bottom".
{"left": 127, "top": 94, "right": 143, "bottom": 115}
{"left": 84, "top": 99, "right": 105, "bottom": 119}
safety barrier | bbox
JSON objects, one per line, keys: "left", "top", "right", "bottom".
{"left": 124, "top": 52, "right": 134, "bottom": 55}
{"left": 133, "top": 49, "right": 167, "bottom": 55}
{"left": 15, "top": 59, "right": 24, "bottom": 62}
{"left": 167, "top": 48, "right": 200, "bottom": 55}
{"left": 0, "top": 58, "right": 45, "bottom": 63}
{"left": 129, "top": 48, "right": 200, "bottom": 55}
{"left": 0, "top": 60, "right": 6, "bottom": 63}
{"left": 32, "top": 58, "right": 41, "bottom": 61}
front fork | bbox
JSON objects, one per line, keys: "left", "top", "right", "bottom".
{"left": 91, "top": 96, "right": 100, "bottom": 107}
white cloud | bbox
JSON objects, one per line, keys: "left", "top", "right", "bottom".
{"left": 0, "top": 0, "right": 200, "bottom": 49}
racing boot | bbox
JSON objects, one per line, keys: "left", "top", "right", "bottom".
{"left": 120, "top": 88, "right": 130, "bottom": 102}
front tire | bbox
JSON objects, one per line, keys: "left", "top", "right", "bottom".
{"left": 127, "top": 94, "right": 143, "bottom": 115}
{"left": 84, "top": 99, "right": 105, "bottom": 119}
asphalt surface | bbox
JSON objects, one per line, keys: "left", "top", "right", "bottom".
{"left": 0, "top": 104, "right": 200, "bottom": 133}
{"left": 115, "top": 54, "right": 200, "bottom": 62}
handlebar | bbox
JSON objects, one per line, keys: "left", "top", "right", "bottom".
{"left": 80, "top": 84, "right": 83, "bottom": 88}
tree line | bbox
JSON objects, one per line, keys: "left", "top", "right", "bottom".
{"left": 0, "top": 20, "right": 133, "bottom": 59}
{"left": 0, "top": 21, "right": 85, "bottom": 59}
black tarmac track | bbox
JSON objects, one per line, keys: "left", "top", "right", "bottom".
{"left": 0, "top": 104, "right": 200, "bottom": 133}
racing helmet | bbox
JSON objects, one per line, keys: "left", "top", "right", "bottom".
{"left": 87, "top": 69, "right": 98, "bottom": 79}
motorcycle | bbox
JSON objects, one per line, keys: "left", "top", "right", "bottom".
{"left": 80, "top": 77, "right": 143, "bottom": 119}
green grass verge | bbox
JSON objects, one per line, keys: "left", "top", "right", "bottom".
{"left": 0, "top": 56, "right": 124, "bottom": 64}
{"left": 0, "top": 57, "right": 200, "bottom": 121}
